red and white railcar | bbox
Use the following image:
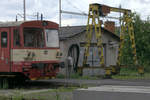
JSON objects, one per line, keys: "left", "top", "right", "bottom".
{"left": 0, "top": 20, "right": 61, "bottom": 81}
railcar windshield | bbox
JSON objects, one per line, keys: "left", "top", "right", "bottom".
{"left": 45, "top": 29, "right": 59, "bottom": 48}
{"left": 23, "top": 27, "right": 45, "bottom": 48}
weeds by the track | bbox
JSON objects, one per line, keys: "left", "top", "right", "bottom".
{"left": 112, "top": 73, "right": 150, "bottom": 80}
{"left": 112, "top": 67, "right": 150, "bottom": 80}
{"left": 57, "top": 68, "right": 150, "bottom": 80}
{"left": 56, "top": 73, "right": 102, "bottom": 80}
{"left": 0, "top": 96, "right": 8, "bottom": 100}
{"left": 0, "top": 86, "right": 78, "bottom": 100}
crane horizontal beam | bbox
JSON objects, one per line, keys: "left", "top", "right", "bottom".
{"left": 61, "top": 10, "right": 120, "bottom": 19}
{"left": 110, "top": 7, "right": 131, "bottom": 13}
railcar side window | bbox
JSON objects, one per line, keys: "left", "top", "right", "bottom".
{"left": 45, "top": 29, "right": 59, "bottom": 47}
{"left": 1, "top": 32, "right": 7, "bottom": 48}
{"left": 13, "top": 29, "right": 20, "bottom": 47}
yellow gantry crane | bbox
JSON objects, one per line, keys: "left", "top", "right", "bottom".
{"left": 82, "top": 3, "right": 144, "bottom": 76}
{"left": 109, "top": 6, "right": 139, "bottom": 74}
{"left": 83, "top": 4, "right": 105, "bottom": 68}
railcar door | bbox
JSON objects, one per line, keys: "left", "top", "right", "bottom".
{"left": 0, "top": 28, "right": 10, "bottom": 72}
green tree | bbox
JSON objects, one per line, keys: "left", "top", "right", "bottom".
{"left": 133, "top": 14, "right": 150, "bottom": 70}
{"left": 121, "top": 13, "right": 150, "bottom": 71}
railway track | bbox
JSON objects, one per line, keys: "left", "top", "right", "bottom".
{"left": 1, "top": 78, "right": 150, "bottom": 89}
{"left": 34, "top": 79, "right": 150, "bottom": 87}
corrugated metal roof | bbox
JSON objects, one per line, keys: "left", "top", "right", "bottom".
{"left": 59, "top": 25, "right": 120, "bottom": 41}
{"left": 59, "top": 26, "right": 86, "bottom": 38}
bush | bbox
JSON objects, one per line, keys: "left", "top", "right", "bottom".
{"left": 70, "top": 73, "right": 81, "bottom": 79}
{"left": 56, "top": 74, "right": 65, "bottom": 79}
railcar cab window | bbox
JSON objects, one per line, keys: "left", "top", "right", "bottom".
{"left": 23, "top": 28, "right": 44, "bottom": 48}
{"left": 13, "top": 29, "right": 21, "bottom": 47}
{"left": 1, "top": 32, "right": 7, "bottom": 48}
{"left": 45, "top": 29, "right": 59, "bottom": 48}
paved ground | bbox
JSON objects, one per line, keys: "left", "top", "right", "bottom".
{"left": 74, "top": 85, "right": 150, "bottom": 100}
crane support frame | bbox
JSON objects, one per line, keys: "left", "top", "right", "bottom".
{"left": 83, "top": 4, "right": 105, "bottom": 68}
{"left": 116, "top": 12, "right": 138, "bottom": 66}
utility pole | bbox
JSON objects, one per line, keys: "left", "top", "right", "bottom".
{"left": 119, "top": 4, "right": 121, "bottom": 33}
{"left": 59, "top": 0, "right": 61, "bottom": 27}
{"left": 23, "top": 0, "right": 26, "bottom": 21}
{"left": 37, "top": 12, "right": 39, "bottom": 20}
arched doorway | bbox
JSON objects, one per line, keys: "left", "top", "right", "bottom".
{"left": 67, "top": 44, "right": 79, "bottom": 73}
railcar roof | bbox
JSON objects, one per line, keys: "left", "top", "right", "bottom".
{"left": 0, "top": 21, "right": 24, "bottom": 27}
{"left": 0, "top": 20, "right": 57, "bottom": 27}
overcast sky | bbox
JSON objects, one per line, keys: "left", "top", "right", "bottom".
{"left": 0, "top": 0, "right": 149, "bottom": 26}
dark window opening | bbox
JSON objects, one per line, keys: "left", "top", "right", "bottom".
{"left": 23, "top": 28, "right": 44, "bottom": 48}
{"left": 13, "top": 29, "right": 21, "bottom": 47}
{"left": 1, "top": 32, "right": 7, "bottom": 48}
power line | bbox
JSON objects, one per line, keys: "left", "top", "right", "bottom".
{"left": 61, "top": 10, "right": 120, "bottom": 20}
{"left": 65, "top": 0, "right": 86, "bottom": 14}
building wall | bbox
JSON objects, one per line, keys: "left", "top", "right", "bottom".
{"left": 59, "top": 30, "right": 119, "bottom": 75}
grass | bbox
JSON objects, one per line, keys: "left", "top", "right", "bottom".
{"left": 56, "top": 74, "right": 65, "bottom": 79}
{"left": 0, "top": 96, "right": 8, "bottom": 100}
{"left": 23, "top": 87, "right": 77, "bottom": 100}
{"left": 57, "top": 68, "right": 150, "bottom": 80}
{"left": 112, "top": 68, "right": 150, "bottom": 80}
{"left": 112, "top": 73, "right": 150, "bottom": 80}
{"left": 56, "top": 73, "right": 101, "bottom": 80}
{"left": 0, "top": 87, "right": 78, "bottom": 100}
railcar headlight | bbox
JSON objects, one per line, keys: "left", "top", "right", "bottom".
{"left": 42, "top": 21, "right": 48, "bottom": 26}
